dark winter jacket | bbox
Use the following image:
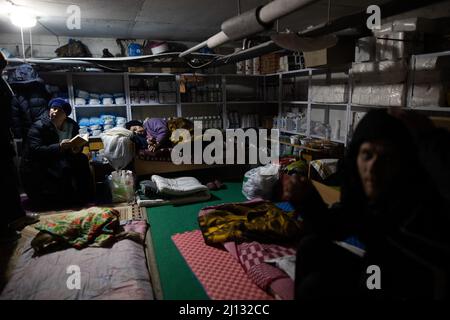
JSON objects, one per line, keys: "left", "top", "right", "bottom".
{"left": 0, "top": 77, "right": 15, "bottom": 158}
{"left": 10, "top": 81, "right": 50, "bottom": 139}
{"left": 21, "top": 116, "right": 93, "bottom": 208}
{"left": 295, "top": 110, "right": 450, "bottom": 300}
{"left": 23, "top": 115, "right": 79, "bottom": 163}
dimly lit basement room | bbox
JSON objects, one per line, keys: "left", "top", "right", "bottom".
{"left": 0, "top": 0, "right": 449, "bottom": 308}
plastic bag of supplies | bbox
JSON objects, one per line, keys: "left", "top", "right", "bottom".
{"left": 101, "top": 127, "right": 134, "bottom": 170}
{"left": 108, "top": 170, "right": 135, "bottom": 203}
{"left": 242, "top": 164, "right": 280, "bottom": 200}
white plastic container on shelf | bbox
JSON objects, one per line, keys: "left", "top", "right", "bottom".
{"left": 115, "top": 97, "right": 126, "bottom": 105}
{"left": 245, "top": 59, "right": 253, "bottom": 75}
{"left": 294, "top": 117, "right": 302, "bottom": 133}
{"left": 103, "top": 97, "right": 114, "bottom": 105}
{"left": 332, "top": 120, "right": 342, "bottom": 140}
{"left": 280, "top": 116, "right": 286, "bottom": 130}
{"left": 286, "top": 118, "right": 296, "bottom": 131}
{"left": 324, "top": 124, "right": 332, "bottom": 140}
{"left": 272, "top": 116, "right": 277, "bottom": 129}
{"left": 253, "top": 57, "right": 261, "bottom": 75}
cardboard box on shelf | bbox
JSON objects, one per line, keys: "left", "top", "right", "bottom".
{"left": 430, "top": 116, "right": 450, "bottom": 131}
{"left": 158, "top": 81, "right": 177, "bottom": 92}
{"left": 303, "top": 39, "right": 354, "bottom": 68}
{"left": 352, "top": 84, "right": 406, "bottom": 107}
{"left": 128, "top": 66, "right": 161, "bottom": 73}
{"left": 375, "top": 31, "right": 424, "bottom": 61}
{"left": 373, "top": 18, "right": 438, "bottom": 61}
{"left": 410, "top": 83, "right": 448, "bottom": 107}
{"left": 160, "top": 67, "right": 189, "bottom": 74}
{"left": 410, "top": 55, "right": 450, "bottom": 107}
{"left": 260, "top": 53, "right": 282, "bottom": 74}
{"left": 381, "top": 17, "right": 438, "bottom": 34}
{"left": 352, "top": 60, "right": 408, "bottom": 84}
{"left": 355, "top": 36, "right": 377, "bottom": 62}
{"left": 158, "top": 92, "right": 177, "bottom": 104}
{"left": 414, "top": 55, "right": 450, "bottom": 72}
{"left": 310, "top": 84, "right": 348, "bottom": 104}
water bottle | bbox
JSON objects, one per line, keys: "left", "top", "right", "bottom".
{"left": 325, "top": 123, "right": 332, "bottom": 140}
{"left": 333, "top": 119, "right": 342, "bottom": 140}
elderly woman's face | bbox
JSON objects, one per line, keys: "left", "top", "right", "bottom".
{"left": 49, "top": 107, "right": 67, "bottom": 122}
{"left": 357, "top": 140, "right": 401, "bottom": 201}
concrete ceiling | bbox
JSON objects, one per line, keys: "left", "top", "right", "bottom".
{"left": 0, "top": 0, "right": 404, "bottom": 42}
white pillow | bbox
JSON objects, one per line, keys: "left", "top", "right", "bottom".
{"left": 151, "top": 175, "right": 208, "bottom": 196}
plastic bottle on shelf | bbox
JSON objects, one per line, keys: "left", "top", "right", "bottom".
{"left": 216, "top": 84, "right": 222, "bottom": 102}
{"left": 235, "top": 48, "right": 244, "bottom": 74}
{"left": 333, "top": 119, "right": 342, "bottom": 141}
{"left": 294, "top": 116, "right": 301, "bottom": 133}
{"left": 243, "top": 115, "right": 248, "bottom": 128}
{"left": 253, "top": 57, "right": 260, "bottom": 75}
{"left": 273, "top": 116, "right": 278, "bottom": 129}
{"left": 214, "top": 116, "right": 219, "bottom": 129}
{"left": 245, "top": 59, "right": 253, "bottom": 75}
{"left": 254, "top": 114, "right": 259, "bottom": 128}
{"left": 191, "top": 87, "right": 197, "bottom": 103}
{"left": 281, "top": 116, "right": 287, "bottom": 130}
{"left": 325, "top": 123, "right": 332, "bottom": 140}
{"left": 217, "top": 116, "right": 223, "bottom": 129}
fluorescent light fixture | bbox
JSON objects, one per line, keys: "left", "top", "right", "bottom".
{"left": 10, "top": 6, "right": 37, "bottom": 28}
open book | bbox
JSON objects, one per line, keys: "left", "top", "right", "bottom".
{"left": 70, "top": 133, "right": 89, "bottom": 148}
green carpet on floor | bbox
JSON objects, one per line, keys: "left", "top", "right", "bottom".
{"left": 146, "top": 182, "right": 246, "bottom": 300}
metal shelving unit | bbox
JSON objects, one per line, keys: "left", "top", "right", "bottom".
{"left": 45, "top": 71, "right": 271, "bottom": 131}
{"left": 272, "top": 66, "right": 351, "bottom": 145}
{"left": 41, "top": 50, "right": 450, "bottom": 143}
{"left": 269, "top": 51, "right": 450, "bottom": 147}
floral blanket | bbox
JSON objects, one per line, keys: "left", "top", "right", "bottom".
{"left": 34, "top": 207, "right": 121, "bottom": 249}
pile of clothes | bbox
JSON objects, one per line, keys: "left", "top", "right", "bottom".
{"left": 31, "top": 207, "right": 146, "bottom": 255}
{"left": 198, "top": 199, "right": 302, "bottom": 299}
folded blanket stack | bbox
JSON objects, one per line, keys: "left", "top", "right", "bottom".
{"left": 137, "top": 175, "right": 210, "bottom": 207}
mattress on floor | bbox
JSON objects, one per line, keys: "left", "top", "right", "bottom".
{"left": 0, "top": 232, "right": 153, "bottom": 300}
{"left": 137, "top": 190, "right": 211, "bottom": 207}
{"left": 138, "top": 148, "right": 173, "bottom": 161}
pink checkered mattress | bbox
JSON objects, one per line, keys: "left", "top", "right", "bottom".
{"left": 172, "top": 230, "right": 295, "bottom": 300}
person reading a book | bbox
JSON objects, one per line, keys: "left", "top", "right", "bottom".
{"left": 20, "top": 98, "right": 93, "bottom": 209}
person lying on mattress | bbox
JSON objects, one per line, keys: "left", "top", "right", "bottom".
{"left": 143, "top": 117, "right": 171, "bottom": 152}
{"left": 125, "top": 120, "right": 148, "bottom": 150}
{"left": 31, "top": 207, "right": 144, "bottom": 255}
{"left": 167, "top": 117, "right": 194, "bottom": 144}
{"left": 284, "top": 109, "right": 450, "bottom": 300}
